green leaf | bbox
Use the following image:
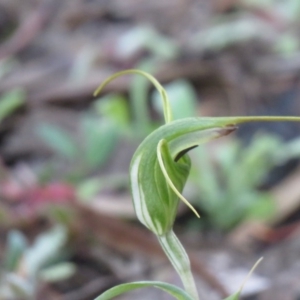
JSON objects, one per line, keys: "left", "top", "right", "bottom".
{"left": 223, "top": 258, "right": 263, "bottom": 300}
{"left": 239, "top": 134, "right": 281, "bottom": 187}
{"left": 1, "top": 274, "right": 34, "bottom": 298}
{"left": 40, "top": 262, "right": 76, "bottom": 282}
{"left": 247, "top": 192, "right": 275, "bottom": 220}
{"left": 0, "top": 58, "right": 17, "bottom": 80}
{"left": 76, "top": 178, "right": 103, "bottom": 201}
{"left": 223, "top": 291, "right": 240, "bottom": 300}
{"left": 274, "top": 33, "right": 300, "bottom": 56}
{"left": 37, "top": 124, "right": 78, "bottom": 159}
{"left": 94, "top": 94, "right": 130, "bottom": 127}
{"left": 191, "top": 147, "right": 222, "bottom": 211}
{"left": 0, "top": 88, "right": 25, "bottom": 122}
{"left": 4, "top": 230, "right": 27, "bottom": 271}
{"left": 275, "top": 136, "right": 300, "bottom": 163}
{"left": 116, "top": 26, "right": 178, "bottom": 60}
{"left": 24, "top": 226, "right": 68, "bottom": 277}
{"left": 81, "top": 117, "right": 119, "bottom": 168}
{"left": 153, "top": 80, "right": 198, "bottom": 120}
{"left": 192, "top": 18, "right": 262, "bottom": 51}
{"left": 94, "top": 281, "right": 194, "bottom": 300}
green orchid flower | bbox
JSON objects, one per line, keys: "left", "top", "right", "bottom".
{"left": 94, "top": 69, "right": 300, "bottom": 300}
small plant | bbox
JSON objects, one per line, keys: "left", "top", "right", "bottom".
{"left": 190, "top": 133, "right": 300, "bottom": 230}
{"left": 36, "top": 102, "right": 122, "bottom": 181}
{"left": 93, "top": 70, "right": 300, "bottom": 299}
{"left": 0, "top": 226, "right": 75, "bottom": 299}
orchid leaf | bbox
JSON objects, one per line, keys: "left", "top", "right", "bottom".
{"left": 223, "top": 258, "right": 264, "bottom": 300}
{"left": 0, "top": 88, "right": 25, "bottom": 123}
{"left": 224, "top": 291, "right": 240, "bottom": 300}
{"left": 94, "top": 281, "right": 194, "bottom": 300}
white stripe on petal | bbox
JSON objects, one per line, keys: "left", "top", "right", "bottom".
{"left": 130, "top": 155, "right": 157, "bottom": 233}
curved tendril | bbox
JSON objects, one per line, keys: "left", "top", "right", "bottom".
{"left": 93, "top": 69, "right": 173, "bottom": 124}
{"left": 157, "top": 140, "right": 200, "bottom": 218}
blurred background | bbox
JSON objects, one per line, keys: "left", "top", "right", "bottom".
{"left": 1, "top": 0, "right": 300, "bottom": 299}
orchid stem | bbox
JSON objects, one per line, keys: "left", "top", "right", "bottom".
{"left": 158, "top": 230, "right": 199, "bottom": 300}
